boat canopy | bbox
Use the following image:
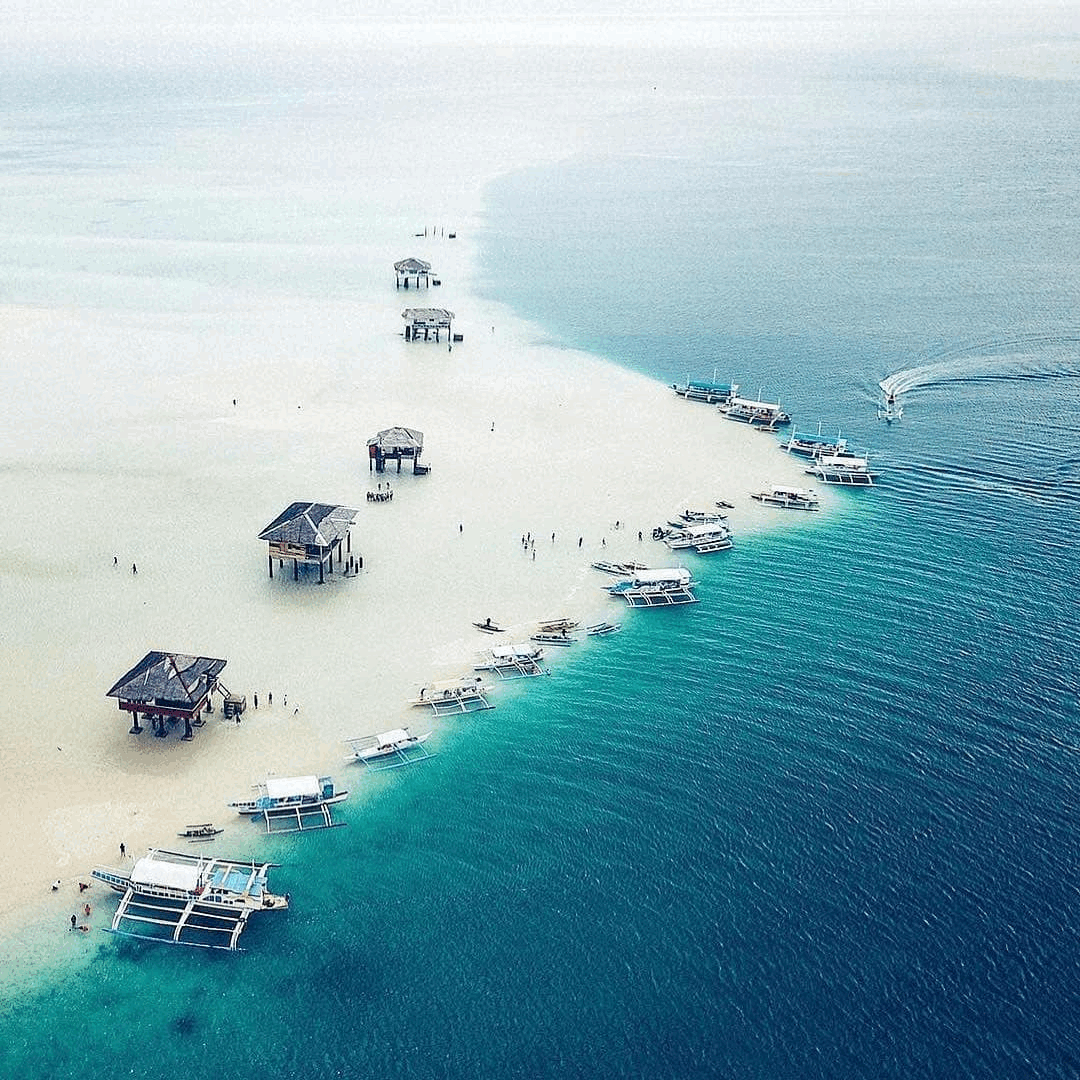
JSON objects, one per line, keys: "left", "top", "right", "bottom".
{"left": 729, "top": 395, "right": 781, "bottom": 411}
{"left": 679, "top": 523, "right": 728, "bottom": 539}
{"left": 130, "top": 857, "right": 203, "bottom": 892}
{"left": 631, "top": 568, "right": 692, "bottom": 586}
{"left": 264, "top": 775, "right": 321, "bottom": 799}
{"left": 490, "top": 644, "right": 541, "bottom": 660}
{"left": 817, "top": 454, "right": 868, "bottom": 468}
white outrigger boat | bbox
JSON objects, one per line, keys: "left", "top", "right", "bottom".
{"left": 532, "top": 629, "right": 578, "bottom": 646}
{"left": 779, "top": 425, "right": 848, "bottom": 458}
{"left": 91, "top": 847, "right": 287, "bottom": 951}
{"left": 719, "top": 394, "right": 792, "bottom": 427}
{"left": 228, "top": 774, "right": 349, "bottom": 833}
{"left": 586, "top": 621, "right": 621, "bottom": 636}
{"left": 607, "top": 567, "right": 699, "bottom": 607}
{"left": 346, "top": 728, "right": 433, "bottom": 770}
{"left": 663, "top": 522, "right": 733, "bottom": 553}
{"left": 474, "top": 643, "right": 549, "bottom": 679}
{"left": 590, "top": 560, "right": 648, "bottom": 576}
{"left": 177, "top": 823, "right": 223, "bottom": 843}
{"left": 410, "top": 675, "right": 494, "bottom": 714}
{"left": 751, "top": 484, "right": 821, "bottom": 510}
{"left": 806, "top": 453, "right": 880, "bottom": 486}
{"left": 678, "top": 508, "right": 728, "bottom": 524}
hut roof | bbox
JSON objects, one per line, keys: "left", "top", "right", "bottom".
{"left": 394, "top": 257, "right": 432, "bottom": 273}
{"left": 402, "top": 307, "right": 454, "bottom": 323}
{"left": 367, "top": 426, "right": 424, "bottom": 452}
{"left": 258, "top": 502, "right": 358, "bottom": 547}
{"left": 106, "top": 651, "right": 227, "bottom": 704}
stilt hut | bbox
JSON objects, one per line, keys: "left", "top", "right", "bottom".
{"left": 394, "top": 258, "right": 434, "bottom": 289}
{"left": 367, "top": 426, "right": 426, "bottom": 474}
{"left": 106, "top": 651, "right": 227, "bottom": 738}
{"left": 258, "top": 501, "right": 358, "bottom": 583}
{"left": 402, "top": 307, "right": 454, "bottom": 342}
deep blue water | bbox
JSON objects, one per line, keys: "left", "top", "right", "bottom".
{"left": 4, "top": 36, "right": 1080, "bottom": 1080}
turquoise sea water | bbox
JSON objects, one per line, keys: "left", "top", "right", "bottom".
{"left": 3, "top": 28, "right": 1080, "bottom": 1080}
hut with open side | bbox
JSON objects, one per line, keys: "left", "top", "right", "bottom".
{"left": 394, "top": 257, "right": 434, "bottom": 289}
{"left": 367, "top": 426, "right": 427, "bottom": 475}
{"left": 106, "top": 651, "right": 228, "bottom": 739}
{"left": 402, "top": 307, "right": 454, "bottom": 342}
{"left": 258, "top": 501, "right": 359, "bottom": 583}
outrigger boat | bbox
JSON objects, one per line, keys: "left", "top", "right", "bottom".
{"left": 410, "top": 675, "right": 494, "bottom": 714}
{"left": 475, "top": 643, "right": 549, "bottom": 679}
{"left": 779, "top": 425, "right": 848, "bottom": 458}
{"left": 663, "top": 522, "right": 733, "bottom": 553}
{"left": 586, "top": 621, "right": 621, "bottom": 636}
{"left": 719, "top": 394, "right": 792, "bottom": 427}
{"left": 228, "top": 774, "right": 349, "bottom": 833}
{"left": 806, "top": 453, "right": 880, "bottom": 486}
{"left": 607, "top": 567, "right": 700, "bottom": 607}
{"left": 751, "top": 485, "right": 821, "bottom": 510}
{"left": 532, "top": 630, "right": 578, "bottom": 646}
{"left": 91, "top": 847, "right": 287, "bottom": 951}
{"left": 345, "top": 728, "right": 433, "bottom": 770}
{"left": 537, "top": 618, "right": 579, "bottom": 633}
{"left": 672, "top": 377, "right": 738, "bottom": 405}
{"left": 678, "top": 508, "right": 728, "bottom": 524}
{"left": 590, "top": 560, "right": 647, "bottom": 576}
{"left": 177, "top": 823, "right": 223, "bottom": 842}
{"left": 473, "top": 618, "right": 505, "bottom": 633}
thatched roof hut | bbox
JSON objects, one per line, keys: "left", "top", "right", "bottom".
{"left": 258, "top": 501, "right": 358, "bottom": 582}
{"left": 106, "top": 651, "right": 227, "bottom": 736}
{"left": 367, "top": 427, "right": 427, "bottom": 474}
{"left": 394, "top": 258, "right": 433, "bottom": 288}
{"left": 402, "top": 307, "right": 454, "bottom": 341}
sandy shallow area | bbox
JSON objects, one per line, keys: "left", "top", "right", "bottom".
{"left": 0, "top": 223, "right": 827, "bottom": 943}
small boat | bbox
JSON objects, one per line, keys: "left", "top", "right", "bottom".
{"left": 473, "top": 619, "right": 505, "bottom": 633}
{"left": 537, "top": 618, "right": 579, "bottom": 633}
{"left": 807, "top": 453, "right": 881, "bottom": 486}
{"left": 177, "top": 824, "right": 223, "bottom": 842}
{"left": 607, "top": 568, "right": 700, "bottom": 607}
{"left": 586, "top": 621, "right": 621, "bottom": 636}
{"left": 679, "top": 509, "right": 728, "bottom": 524}
{"left": 531, "top": 631, "right": 578, "bottom": 646}
{"left": 751, "top": 485, "right": 821, "bottom": 510}
{"left": 672, "top": 378, "right": 738, "bottom": 405}
{"left": 877, "top": 386, "right": 903, "bottom": 422}
{"left": 591, "top": 560, "right": 647, "bottom": 576}
{"left": 347, "top": 728, "right": 433, "bottom": 769}
{"left": 228, "top": 775, "right": 349, "bottom": 833}
{"left": 410, "top": 676, "right": 494, "bottom": 713}
{"left": 779, "top": 425, "right": 849, "bottom": 458}
{"left": 719, "top": 394, "right": 792, "bottom": 427}
{"left": 664, "top": 522, "right": 733, "bottom": 552}
{"left": 475, "top": 643, "right": 548, "bottom": 678}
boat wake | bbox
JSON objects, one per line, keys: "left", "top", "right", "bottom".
{"left": 879, "top": 331, "right": 1080, "bottom": 398}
